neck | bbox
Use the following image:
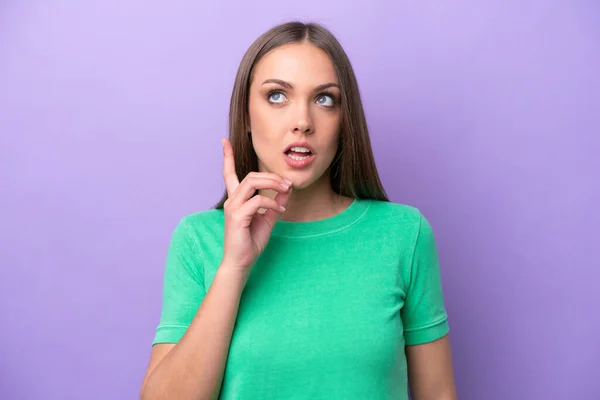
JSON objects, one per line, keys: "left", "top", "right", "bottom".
{"left": 259, "top": 173, "right": 352, "bottom": 222}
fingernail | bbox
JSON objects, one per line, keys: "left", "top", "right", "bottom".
{"left": 284, "top": 179, "right": 292, "bottom": 185}
{"left": 280, "top": 205, "right": 286, "bottom": 212}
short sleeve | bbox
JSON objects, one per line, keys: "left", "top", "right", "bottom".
{"left": 401, "top": 213, "right": 449, "bottom": 346}
{"left": 152, "top": 217, "right": 206, "bottom": 345}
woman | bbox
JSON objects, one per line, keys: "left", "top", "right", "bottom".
{"left": 140, "top": 21, "right": 457, "bottom": 400}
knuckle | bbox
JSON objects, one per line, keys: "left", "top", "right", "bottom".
{"left": 252, "top": 195, "right": 263, "bottom": 205}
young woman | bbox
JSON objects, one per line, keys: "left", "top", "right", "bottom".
{"left": 140, "top": 21, "right": 457, "bottom": 400}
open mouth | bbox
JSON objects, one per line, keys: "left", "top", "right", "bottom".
{"left": 285, "top": 149, "right": 313, "bottom": 160}
{"left": 283, "top": 147, "right": 316, "bottom": 168}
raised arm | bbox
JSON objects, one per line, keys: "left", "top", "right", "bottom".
{"left": 140, "top": 139, "right": 291, "bottom": 399}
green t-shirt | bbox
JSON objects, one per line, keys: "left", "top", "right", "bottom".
{"left": 153, "top": 198, "right": 449, "bottom": 399}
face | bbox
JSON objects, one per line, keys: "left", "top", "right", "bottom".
{"left": 247, "top": 42, "right": 342, "bottom": 190}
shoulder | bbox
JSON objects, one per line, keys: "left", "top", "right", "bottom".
{"left": 364, "top": 199, "right": 425, "bottom": 227}
{"left": 179, "top": 208, "right": 224, "bottom": 227}
{"left": 170, "top": 208, "right": 225, "bottom": 240}
{"left": 363, "top": 199, "right": 436, "bottom": 244}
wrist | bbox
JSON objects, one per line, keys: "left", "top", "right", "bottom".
{"left": 216, "top": 263, "right": 250, "bottom": 288}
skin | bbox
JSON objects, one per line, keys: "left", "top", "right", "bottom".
{"left": 247, "top": 41, "right": 353, "bottom": 222}
{"left": 140, "top": 41, "right": 457, "bottom": 400}
{"left": 406, "top": 335, "right": 458, "bottom": 399}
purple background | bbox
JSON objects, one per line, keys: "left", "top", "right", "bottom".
{"left": 1, "top": 1, "right": 599, "bottom": 399}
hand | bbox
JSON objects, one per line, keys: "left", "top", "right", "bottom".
{"left": 220, "top": 138, "right": 291, "bottom": 273}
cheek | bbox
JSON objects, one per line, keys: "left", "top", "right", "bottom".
{"left": 319, "top": 118, "right": 341, "bottom": 154}
{"left": 249, "top": 91, "right": 285, "bottom": 126}
{"left": 325, "top": 137, "right": 341, "bottom": 163}
{"left": 248, "top": 104, "right": 281, "bottom": 169}
{"left": 248, "top": 100, "right": 267, "bottom": 132}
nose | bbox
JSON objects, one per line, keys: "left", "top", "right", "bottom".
{"left": 292, "top": 103, "right": 314, "bottom": 135}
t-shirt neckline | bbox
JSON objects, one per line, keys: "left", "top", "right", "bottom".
{"left": 270, "top": 198, "right": 370, "bottom": 238}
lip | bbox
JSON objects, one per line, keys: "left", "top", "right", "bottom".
{"left": 283, "top": 141, "right": 315, "bottom": 154}
{"left": 283, "top": 152, "right": 316, "bottom": 169}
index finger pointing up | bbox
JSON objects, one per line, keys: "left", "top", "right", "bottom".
{"left": 222, "top": 138, "right": 240, "bottom": 197}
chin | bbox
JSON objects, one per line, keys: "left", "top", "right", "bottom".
{"left": 260, "top": 159, "right": 326, "bottom": 190}
{"left": 285, "top": 171, "right": 328, "bottom": 191}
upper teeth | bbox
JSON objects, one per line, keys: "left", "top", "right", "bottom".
{"left": 290, "top": 146, "right": 311, "bottom": 153}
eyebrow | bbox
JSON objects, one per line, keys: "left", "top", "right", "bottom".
{"left": 261, "top": 79, "right": 340, "bottom": 92}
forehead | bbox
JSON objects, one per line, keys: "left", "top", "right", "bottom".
{"left": 252, "top": 42, "right": 338, "bottom": 85}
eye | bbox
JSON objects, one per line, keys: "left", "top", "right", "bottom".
{"left": 268, "top": 91, "right": 287, "bottom": 104}
{"left": 316, "top": 93, "right": 335, "bottom": 107}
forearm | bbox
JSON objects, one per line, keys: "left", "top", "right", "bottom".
{"left": 141, "top": 266, "right": 247, "bottom": 400}
{"left": 411, "top": 391, "right": 457, "bottom": 400}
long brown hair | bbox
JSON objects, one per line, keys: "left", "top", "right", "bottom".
{"left": 214, "top": 21, "right": 388, "bottom": 209}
